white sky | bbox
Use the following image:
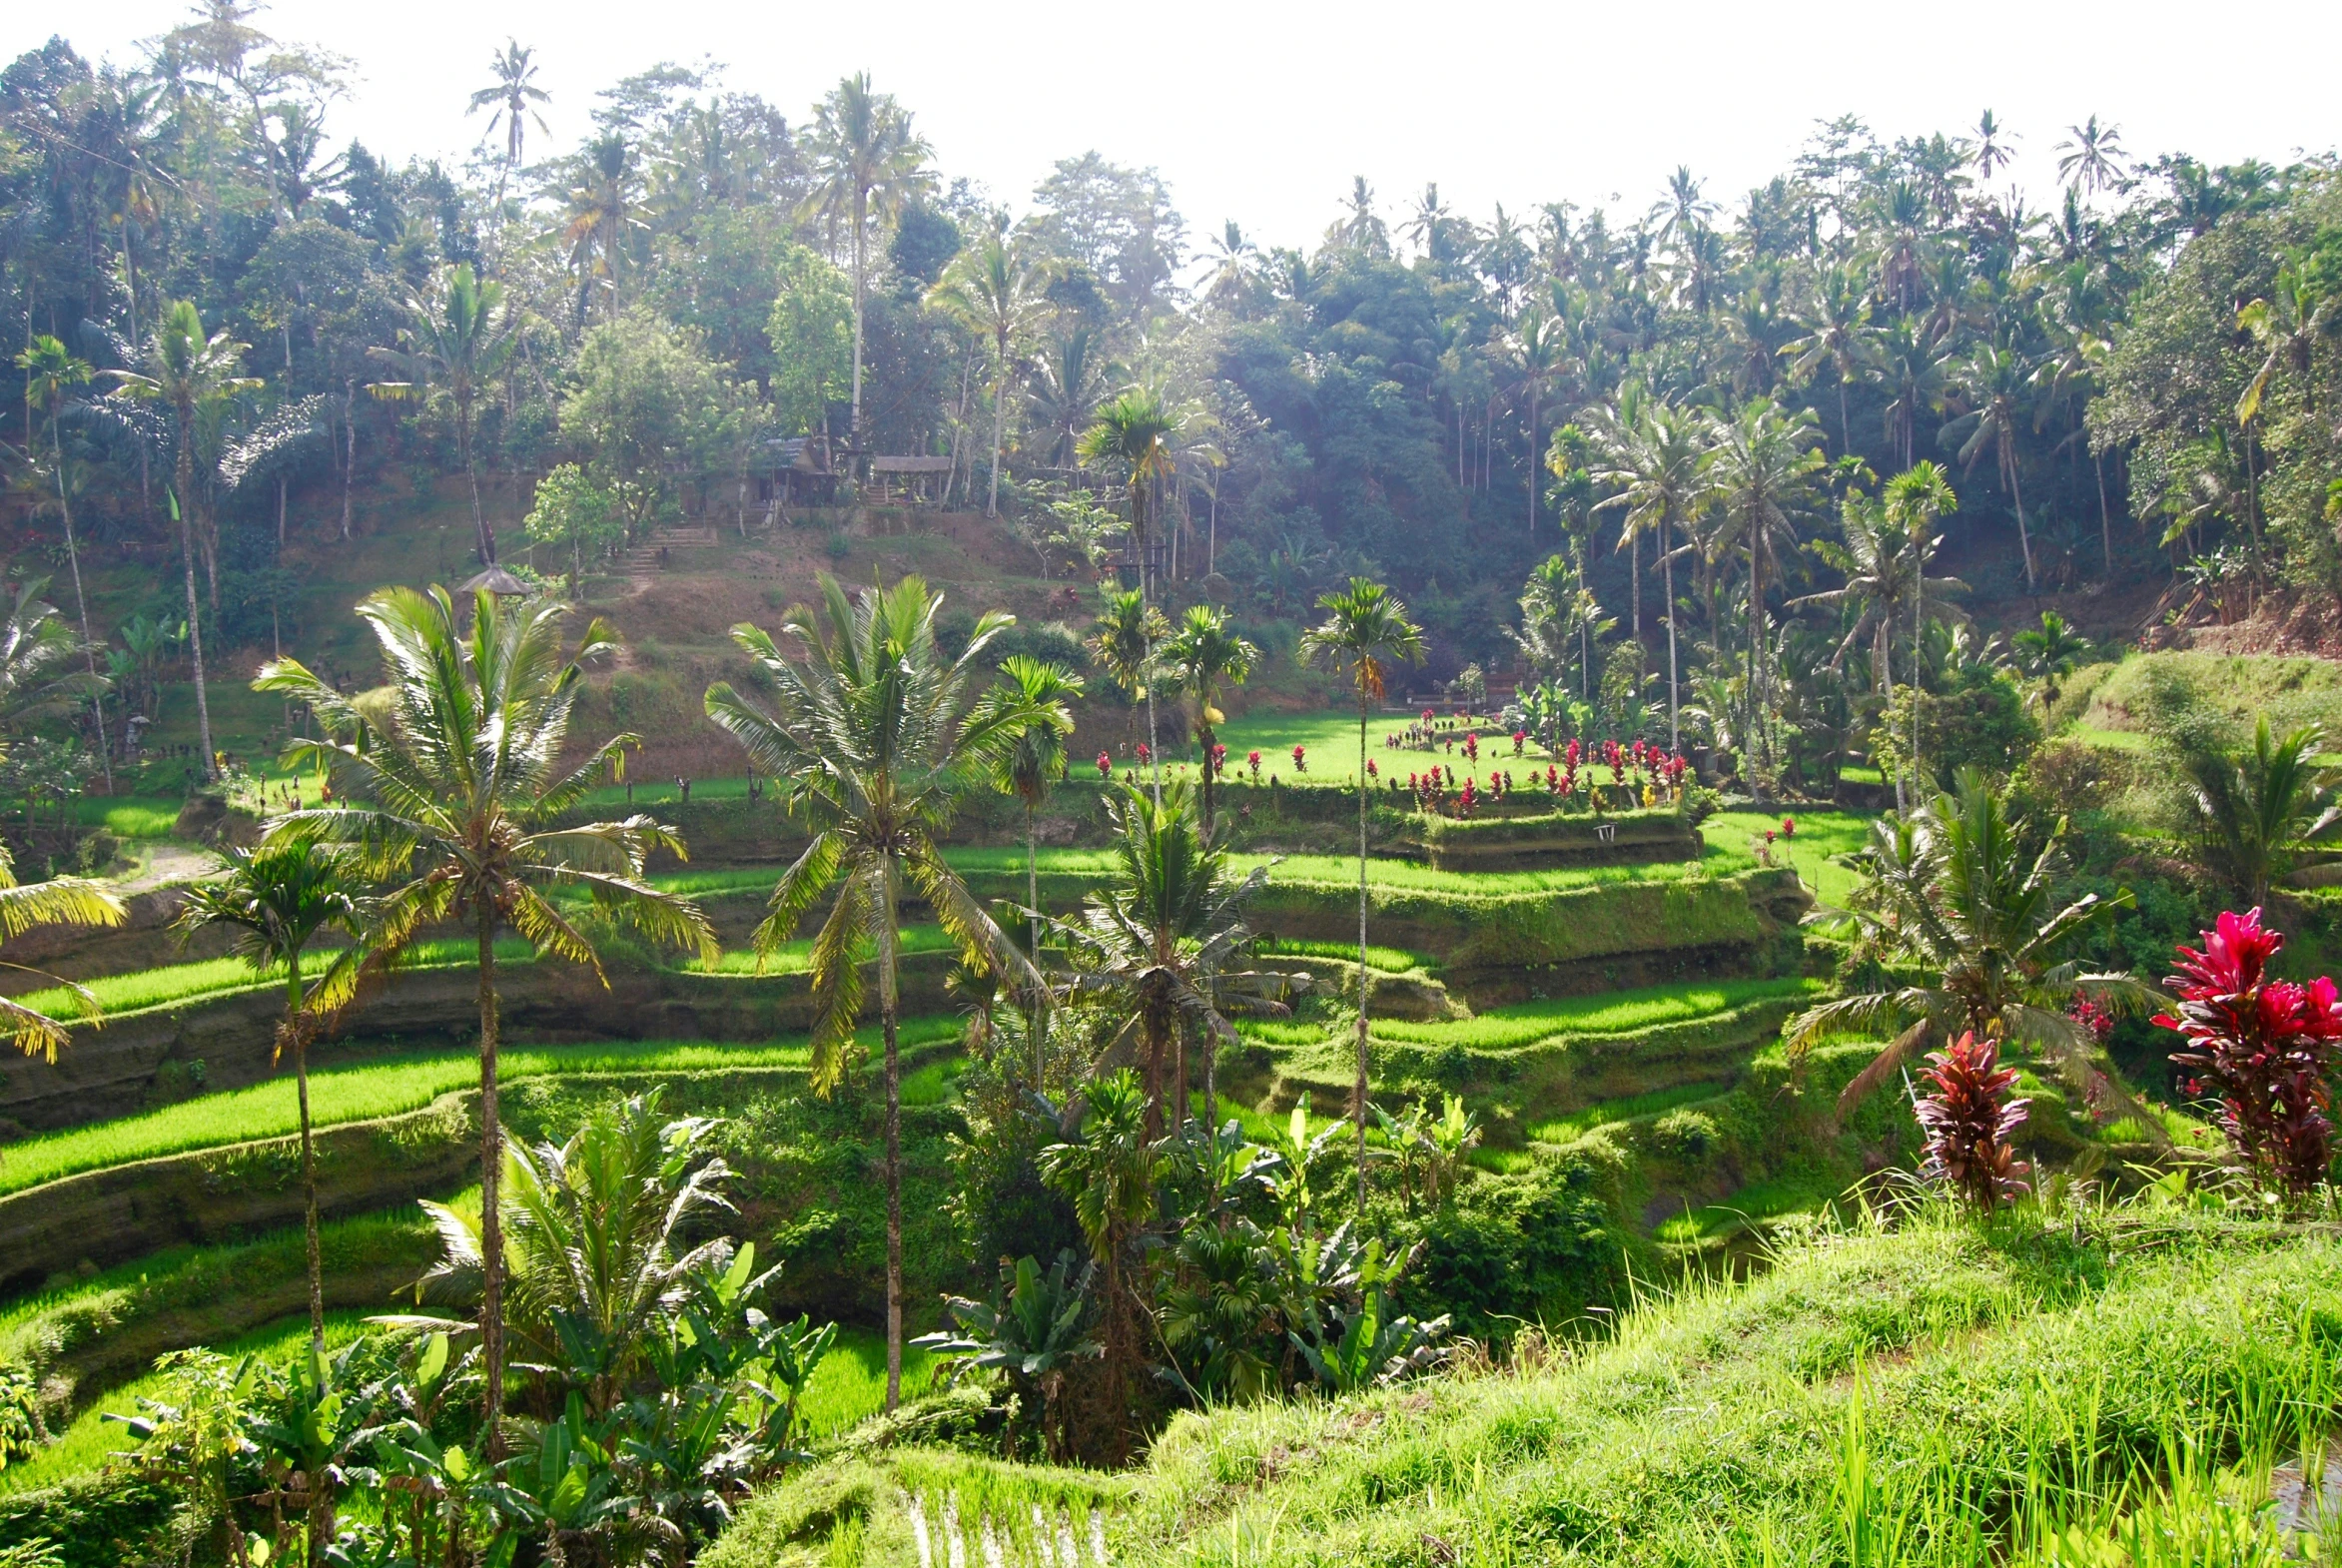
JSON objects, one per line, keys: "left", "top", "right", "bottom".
{"left": 15, "top": 0, "right": 2342, "bottom": 259}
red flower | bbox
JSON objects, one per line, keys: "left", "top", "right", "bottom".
{"left": 1366, "top": 758, "right": 1379, "bottom": 778}
{"left": 1291, "top": 744, "right": 1307, "bottom": 773}
{"left": 1781, "top": 817, "right": 1796, "bottom": 838}
{"left": 1512, "top": 729, "right": 1526, "bottom": 755}
{"left": 1463, "top": 733, "right": 1479, "bottom": 764}
{"left": 1247, "top": 750, "right": 1262, "bottom": 778}
{"left": 1565, "top": 737, "right": 1581, "bottom": 769}
{"left": 1764, "top": 828, "right": 1777, "bottom": 844}
{"left": 1137, "top": 742, "right": 1152, "bottom": 763}
{"left": 1096, "top": 752, "right": 1113, "bottom": 778}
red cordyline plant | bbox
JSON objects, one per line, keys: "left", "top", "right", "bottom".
{"left": 1914, "top": 1032, "right": 2031, "bottom": 1209}
{"left": 2155, "top": 907, "right": 2342, "bottom": 1196}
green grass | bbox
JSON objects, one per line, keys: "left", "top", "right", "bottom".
{"left": 714, "top": 1215, "right": 2342, "bottom": 1568}
{"left": 1371, "top": 976, "right": 1822, "bottom": 1050}
{"left": 16, "top": 937, "right": 536, "bottom": 1024}
{"left": 1654, "top": 1167, "right": 1850, "bottom": 1241}
{"left": 1700, "top": 807, "right": 1875, "bottom": 909}
{"left": 0, "top": 1311, "right": 374, "bottom": 1496}
{"left": 0, "top": 1025, "right": 962, "bottom": 1199}
{"left": 71, "top": 796, "right": 182, "bottom": 839}
{"left": 797, "top": 1328, "right": 940, "bottom": 1439}
{"left": 1527, "top": 1082, "right": 1732, "bottom": 1144}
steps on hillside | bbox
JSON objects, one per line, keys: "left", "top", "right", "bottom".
{"left": 621, "top": 526, "right": 723, "bottom": 595}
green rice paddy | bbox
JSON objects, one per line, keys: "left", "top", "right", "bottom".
{"left": 1371, "top": 976, "right": 1822, "bottom": 1051}
{"left": 18, "top": 938, "right": 536, "bottom": 1023}
{"left": 0, "top": 1025, "right": 962, "bottom": 1198}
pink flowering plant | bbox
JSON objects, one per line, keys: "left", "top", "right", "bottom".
{"left": 2155, "top": 907, "right": 2342, "bottom": 1195}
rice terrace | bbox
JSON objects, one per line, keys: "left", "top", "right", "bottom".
{"left": 4, "top": 5, "right": 2342, "bottom": 1563}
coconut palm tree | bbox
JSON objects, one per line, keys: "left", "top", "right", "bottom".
{"left": 1786, "top": 767, "right": 2158, "bottom": 1127}
{"left": 1883, "top": 462, "right": 1959, "bottom": 792}
{"left": 2175, "top": 718, "right": 2342, "bottom": 909}
{"left": 928, "top": 230, "right": 1057, "bottom": 516}
{"left": 1081, "top": 389, "right": 1184, "bottom": 796}
{"left": 1026, "top": 329, "right": 1114, "bottom": 470}
{"left": 1048, "top": 778, "right": 1296, "bottom": 1140}
{"left": 1084, "top": 587, "right": 1169, "bottom": 759}
{"left": 369, "top": 264, "right": 517, "bottom": 566}
{"left": 976, "top": 653, "right": 1084, "bottom": 1069}
{"left": 1299, "top": 578, "right": 1425, "bottom": 1208}
{"left": 1794, "top": 489, "right": 1966, "bottom": 811}
{"left": 800, "top": 74, "right": 933, "bottom": 447}
{"left": 1780, "top": 265, "right": 1875, "bottom": 454}
{"left": 173, "top": 841, "right": 365, "bottom": 1354}
{"left": 1035, "top": 1067, "right": 1162, "bottom": 1463}
{"left": 1868, "top": 317, "right": 1950, "bottom": 470}
{"left": 0, "top": 842, "right": 126, "bottom": 1067}
{"left": 107, "top": 299, "right": 259, "bottom": 780}
{"left": 256, "top": 584, "right": 715, "bottom": 1452}
{"left": 13, "top": 339, "right": 105, "bottom": 725}
{"left": 1589, "top": 394, "right": 1707, "bottom": 752}
{"left": 1510, "top": 309, "right": 1568, "bottom": 539}
{"left": 1159, "top": 605, "right": 1258, "bottom": 837}
{"left": 701, "top": 574, "right": 1046, "bottom": 1410}
{"left": 1947, "top": 345, "right": 2039, "bottom": 591}
{"left": 2055, "top": 116, "right": 2128, "bottom": 198}
{"left": 466, "top": 40, "right": 550, "bottom": 170}
{"left": 556, "top": 134, "right": 643, "bottom": 326}
{"left": 1972, "top": 110, "right": 2015, "bottom": 181}
{"left": 1702, "top": 399, "right": 1824, "bottom": 775}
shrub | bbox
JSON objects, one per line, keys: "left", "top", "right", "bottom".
{"left": 2156, "top": 907, "right": 2342, "bottom": 1195}
{"left": 1914, "top": 1033, "right": 2030, "bottom": 1210}
{"left": 1648, "top": 1108, "right": 1722, "bottom": 1165}
{"left": 1405, "top": 1144, "right": 1632, "bottom": 1337}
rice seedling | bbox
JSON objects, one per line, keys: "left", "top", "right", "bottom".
{"left": 1526, "top": 1082, "right": 1732, "bottom": 1144}
{"left": 16, "top": 938, "right": 535, "bottom": 1023}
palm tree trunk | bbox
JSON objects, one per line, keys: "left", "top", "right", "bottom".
{"left": 1027, "top": 802, "right": 1045, "bottom": 1081}
{"left": 475, "top": 905, "right": 506, "bottom": 1460}
{"left": 53, "top": 429, "right": 111, "bottom": 792}
{"left": 1629, "top": 522, "right": 1641, "bottom": 643}
{"left": 2006, "top": 443, "right": 2035, "bottom": 593}
{"left": 1355, "top": 700, "right": 1371, "bottom": 1211}
{"left": 341, "top": 381, "right": 356, "bottom": 541}
{"left": 2095, "top": 449, "right": 2112, "bottom": 578}
{"left": 289, "top": 955, "right": 323, "bottom": 1354}
{"left": 1745, "top": 532, "right": 1763, "bottom": 776}
{"left": 850, "top": 196, "right": 867, "bottom": 450}
{"left": 460, "top": 401, "right": 493, "bottom": 565}
{"left": 175, "top": 436, "right": 218, "bottom": 781}
{"left": 881, "top": 855, "right": 904, "bottom": 1412}
{"left": 1199, "top": 723, "right": 1215, "bottom": 839}
{"left": 1663, "top": 514, "right": 1679, "bottom": 754}
{"left": 987, "top": 361, "right": 1007, "bottom": 517}
{"left": 1838, "top": 378, "right": 1851, "bottom": 455}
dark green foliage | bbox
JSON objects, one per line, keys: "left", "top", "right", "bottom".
{"left": 1876, "top": 665, "right": 2040, "bottom": 789}
{"left": 1402, "top": 1145, "right": 1633, "bottom": 1338}
{"left": 0, "top": 1478, "right": 177, "bottom": 1568}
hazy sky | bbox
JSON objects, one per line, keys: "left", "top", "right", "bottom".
{"left": 14, "top": 0, "right": 2342, "bottom": 256}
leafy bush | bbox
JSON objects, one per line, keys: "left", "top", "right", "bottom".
{"left": 1405, "top": 1143, "right": 1633, "bottom": 1337}
{"left": 1648, "top": 1108, "right": 1722, "bottom": 1165}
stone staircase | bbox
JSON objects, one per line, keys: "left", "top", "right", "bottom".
{"left": 621, "top": 525, "right": 721, "bottom": 593}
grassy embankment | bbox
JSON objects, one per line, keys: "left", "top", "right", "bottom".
{"left": 707, "top": 1211, "right": 2342, "bottom": 1568}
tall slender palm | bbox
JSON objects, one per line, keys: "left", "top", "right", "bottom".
{"left": 1590, "top": 395, "right": 1706, "bottom": 752}
{"left": 1972, "top": 110, "right": 2015, "bottom": 181}
{"left": 1081, "top": 390, "right": 1183, "bottom": 799}
{"left": 466, "top": 40, "right": 550, "bottom": 170}
{"left": 1026, "top": 329, "right": 1113, "bottom": 469}
{"left": 1702, "top": 400, "right": 1824, "bottom": 775}
{"left": 1869, "top": 318, "right": 1949, "bottom": 470}
{"left": 2011, "top": 610, "right": 2092, "bottom": 710}
{"left": 1159, "top": 605, "right": 1258, "bottom": 837}
{"left": 800, "top": 74, "right": 934, "bottom": 448}
{"left": 1510, "top": 309, "right": 1568, "bottom": 539}
{"left": 1885, "top": 462, "right": 1958, "bottom": 794}
{"left": 2054, "top": 117, "right": 2128, "bottom": 198}
{"left": 0, "top": 842, "right": 126, "bottom": 1067}
{"left": 173, "top": 842, "right": 364, "bottom": 1355}
{"left": 929, "top": 231, "right": 1057, "bottom": 516}
{"left": 557, "top": 135, "right": 643, "bottom": 326}
{"left": 1299, "top": 578, "right": 1425, "bottom": 1208}
{"left": 14, "top": 340, "right": 105, "bottom": 734}
{"left": 108, "top": 300, "right": 257, "bottom": 781}
{"left": 702, "top": 574, "right": 1046, "bottom": 1410}
{"left": 1947, "top": 346, "right": 2038, "bottom": 591}
{"left": 978, "top": 653, "right": 1084, "bottom": 1072}
{"left": 1048, "top": 779, "right": 1294, "bottom": 1143}
{"left": 1794, "top": 485, "right": 1966, "bottom": 811}
{"left": 369, "top": 264, "right": 517, "bottom": 567}
{"left": 256, "top": 585, "right": 715, "bottom": 1453}
{"left": 1085, "top": 587, "right": 1170, "bottom": 760}
{"left": 1780, "top": 265, "right": 1875, "bottom": 453}
{"left": 1786, "top": 768, "right": 2158, "bottom": 1129}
